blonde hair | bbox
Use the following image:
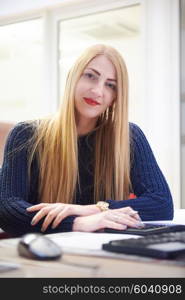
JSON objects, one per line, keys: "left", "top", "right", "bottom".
{"left": 29, "top": 44, "right": 131, "bottom": 204}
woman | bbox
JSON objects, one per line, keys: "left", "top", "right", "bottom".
{"left": 0, "top": 44, "right": 173, "bottom": 236}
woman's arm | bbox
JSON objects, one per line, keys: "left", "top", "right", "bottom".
{"left": 27, "top": 202, "right": 141, "bottom": 232}
{"left": 106, "top": 123, "right": 174, "bottom": 221}
{"left": 0, "top": 122, "right": 76, "bottom": 236}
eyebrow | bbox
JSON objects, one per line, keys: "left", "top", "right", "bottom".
{"left": 86, "top": 67, "right": 117, "bottom": 82}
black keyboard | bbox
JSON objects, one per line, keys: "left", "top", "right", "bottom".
{"left": 102, "top": 231, "right": 185, "bottom": 259}
{"left": 104, "top": 224, "right": 185, "bottom": 236}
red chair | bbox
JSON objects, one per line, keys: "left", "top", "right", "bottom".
{"left": 129, "top": 193, "right": 136, "bottom": 199}
{"left": 0, "top": 230, "right": 13, "bottom": 240}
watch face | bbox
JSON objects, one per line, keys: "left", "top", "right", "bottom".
{"left": 97, "top": 202, "right": 109, "bottom": 211}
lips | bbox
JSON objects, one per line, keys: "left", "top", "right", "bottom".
{"left": 83, "top": 97, "right": 100, "bottom": 106}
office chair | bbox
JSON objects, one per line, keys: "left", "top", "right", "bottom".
{"left": 0, "top": 121, "right": 15, "bottom": 166}
{"left": 0, "top": 121, "right": 15, "bottom": 239}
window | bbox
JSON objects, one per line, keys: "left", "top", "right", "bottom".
{"left": 0, "top": 18, "right": 44, "bottom": 122}
{"left": 58, "top": 5, "right": 141, "bottom": 122}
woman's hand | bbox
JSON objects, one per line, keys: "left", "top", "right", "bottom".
{"left": 73, "top": 207, "right": 143, "bottom": 232}
{"left": 27, "top": 203, "right": 141, "bottom": 232}
{"left": 27, "top": 203, "right": 100, "bottom": 232}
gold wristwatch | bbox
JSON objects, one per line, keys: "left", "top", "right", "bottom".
{"left": 96, "top": 201, "right": 109, "bottom": 212}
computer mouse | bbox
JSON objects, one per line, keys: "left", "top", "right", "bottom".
{"left": 17, "top": 233, "right": 62, "bottom": 260}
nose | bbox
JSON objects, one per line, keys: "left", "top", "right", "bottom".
{"left": 90, "top": 81, "right": 104, "bottom": 98}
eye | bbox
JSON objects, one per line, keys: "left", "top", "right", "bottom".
{"left": 106, "top": 82, "right": 116, "bottom": 91}
{"left": 83, "top": 72, "right": 96, "bottom": 80}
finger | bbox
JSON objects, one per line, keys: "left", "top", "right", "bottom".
{"left": 119, "top": 206, "right": 138, "bottom": 215}
{"left": 105, "top": 220, "right": 127, "bottom": 231}
{"left": 110, "top": 213, "right": 143, "bottom": 228}
{"left": 129, "top": 212, "right": 142, "bottom": 221}
{"left": 116, "top": 210, "right": 140, "bottom": 222}
{"left": 121, "top": 214, "right": 144, "bottom": 228}
{"left": 116, "top": 207, "right": 141, "bottom": 220}
{"left": 27, "top": 203, "right": 49, "bottom": 212}
{"left": 52, "top": 208, "right": 69, "bottom": 229}
{"left": 31, "top": 207, "right": 51, "bottom": 226}
{"left": 41, "top": 206, "right": 63, "bottom": 232}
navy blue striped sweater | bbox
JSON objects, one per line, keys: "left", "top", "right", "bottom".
{"left": 0, "top": 122, "right": 173, "bottom": 236}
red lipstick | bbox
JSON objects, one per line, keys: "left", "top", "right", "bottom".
{"left": 83, "top": 97, "right": 100, "bottom": 106}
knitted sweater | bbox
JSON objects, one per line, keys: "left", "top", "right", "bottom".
{"left": 0, "top": 122, "right": 173, "bottom": 236}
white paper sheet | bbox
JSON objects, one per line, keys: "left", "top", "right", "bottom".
{"left": 47, "top": 210, "right": 185, "bottom": 258}
{"left": 47, "top": 232, "right": 141, "bottom": 258}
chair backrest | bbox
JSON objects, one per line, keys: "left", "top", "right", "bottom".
{"left": 0, "top": 122, "right": 16, "bottom": 239}
{"left": 0, "top": 122, "right": 15, "bottom": 166}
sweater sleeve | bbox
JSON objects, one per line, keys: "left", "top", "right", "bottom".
{"left": 0, "top": 122, "right": 76, "bottom": 236}
{"left": 107, "top": 123, "right": 174, "bottom": 221}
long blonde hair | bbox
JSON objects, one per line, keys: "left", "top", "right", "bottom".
{"left": 29, "top": 44, "right": 131, "bottom": 204}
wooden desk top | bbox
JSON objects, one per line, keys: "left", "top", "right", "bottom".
{"left": 0, "top": 238, "right": 185, "bottom": 278}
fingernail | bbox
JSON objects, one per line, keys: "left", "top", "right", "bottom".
{"left": 31, "top": 220, "right": 35, "bottom": 225}
{"left": 122, "top": 225, "right": 127, "bottom": 229}
{"left": 130, "top": 211, "right": 138, "bottom": 215}
{"left": 41, "top": 228, "right": 45, "bottom": 232}
{"left": 136, "top": 222, "right": 145, "bottom": 228}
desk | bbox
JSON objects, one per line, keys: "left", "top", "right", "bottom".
{"left": 0, "top": 210, "right": 185, "bottom": 278}
{"left": 0, "top": 241, "right": 185, "bottom": 278}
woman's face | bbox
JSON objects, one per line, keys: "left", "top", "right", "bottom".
{"left": 74, "top": 55, "right": 117, "bottom": 122}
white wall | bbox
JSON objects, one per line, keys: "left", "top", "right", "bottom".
{"left": 141, "top": 0, "right": 180, "bottom": 207}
